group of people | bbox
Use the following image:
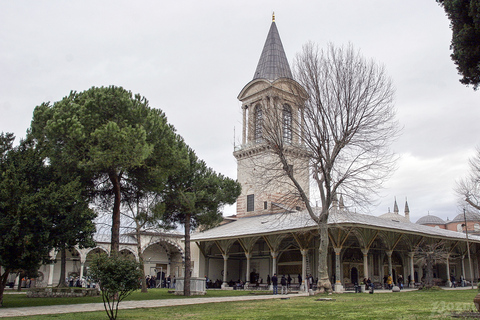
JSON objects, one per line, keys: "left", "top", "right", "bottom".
{"left": 450, "top": 274, "right": 467, "bottom": 288}
{"left": 145, "top": 274, "right": 175, "bottom": 289}
{"left": 383, "top": 274, "right": 403, "bottom": 290}
{"left": 271, "top": 274, "right": 302, "bottom": 295}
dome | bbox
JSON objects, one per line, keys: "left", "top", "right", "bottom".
{"left": 379, "top": 212, "right": 410, "bottom": 223}
{"left": 416, "top": 215, "right": 446, "bottom": 225}
{"left": 451, "top": 211, "right": 480, "bottom": 223}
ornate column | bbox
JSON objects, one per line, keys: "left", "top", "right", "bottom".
{"left": 245, "top": 252, "right": 252, "bottom": 286}
{"left": 271, "top": 251, "right": 278, "bottom": 277}
{"left": 47, "top": 261, "right": 55, "bottom": 286}
{"left": 301, "top": 249, "right": 307, "bottom": 291}
{"left": 242, "top": 105, "right": 247, "bottom": 145}
{"left": 361, "top": 249, "right": 369, "bottom": 279}
{"left": 334, "top": 247, "right": 344, "bottom": 292}
{"left": 445, "top": 254, "right": 452, "bottom": 287}
{"left": 461, "top": 255, "right": 466, "bottom": 283}
{"left": 79, "top": 251, "right": 86, "bottom": 282}
{"left": 79, "top": 262, "right": 85, "bottom": 281}
{"left": 409, "top": 252, "right": 415, "bottom": 288}
{"left": 386, "top": 250, "right": 393, "bottom": 280}
{"left": 221, "top": 254, "right": 229, "bottom": 289}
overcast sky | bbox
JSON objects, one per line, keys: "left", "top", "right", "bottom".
{"left": 1, "top": 1, "right": 478, "bottom": 223}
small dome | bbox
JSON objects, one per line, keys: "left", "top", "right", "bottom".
{"left": 379, "top": 212, "right": 410, "bottom": 223}
{"left": 451, "top": 211, "right": 480, "bottom": 223}
{"left": 416, "top": 215, "right": 446, "bottom": 225}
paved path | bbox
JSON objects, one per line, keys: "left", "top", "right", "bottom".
{"left": 0, "top": 293, "right": 308, "bottom": 318}
{"left": 1, "top": 286, "right": 475, "bottom": 318}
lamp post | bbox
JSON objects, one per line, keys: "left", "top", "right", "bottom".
{"left": 463, "top": 208, "right": 475, "bottom": 289}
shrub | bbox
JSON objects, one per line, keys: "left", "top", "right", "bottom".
{"left": 88, "top": 253, "right": 142, "bottom": 320}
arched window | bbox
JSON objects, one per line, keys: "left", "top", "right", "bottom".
{"left": 457, "top": 223, "right": 463, "bottom": 232}
{"left": 283, "top": 104, "right": 292, "bottom": 144}
{"left": 254, "top": 105, "right": 263, "bottom": 143}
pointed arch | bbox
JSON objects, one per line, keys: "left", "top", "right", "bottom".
{"left": 283, "top": 104, "right": 292, "bottom": 144}
{"left": 254, "top": 104, "right": 263, "bottom": 143}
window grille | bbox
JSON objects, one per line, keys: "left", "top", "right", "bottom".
{"left": 254, "top": 105, "right": 263, "bottom": 143}
{"left": 283, "top": 105, "right": 292, "bottom": 144}
{"left": 247, "top": 194, "right": 255, "bottom": 212}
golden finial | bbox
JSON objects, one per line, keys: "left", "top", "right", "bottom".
{"left": 272, "top": 12, "right": 275, "bottom": 22}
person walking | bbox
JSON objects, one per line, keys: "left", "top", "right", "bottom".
{"left": 281, "top": 275, "right": 287, "bottom": 294}
{"left": 387, "top": 274, "right": 393, "bottom": 289}
{"left": 272, "top": 274, "right": 278, "bottom": 295}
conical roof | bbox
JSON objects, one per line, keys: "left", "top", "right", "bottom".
{"left": 253, "top": 20, "right": 293, "bottom": 81}
{"left": 393, "top": 198, "right": 399, "bottom": 213}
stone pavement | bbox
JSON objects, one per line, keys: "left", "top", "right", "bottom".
{"left": 0, "top": 293, "right": 308, "bottom": 318}
{"left": 1, "top": 286, "right": 475, "bottom": 318}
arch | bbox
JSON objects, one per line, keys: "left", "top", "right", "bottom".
{"left": 119, "top": 247, "right": 137, "bottom": 260}
{"left": 254, "top": 104, "right": 263, "bottom": 143}
{"left": 351, "top": 267, "right": 359, "bottom": 284}
{"left": 85, "top": 246, "right": 109, "bottom": 257}
{"left": 142, "top": 239, "right": 184, "bottom": 261}
{"left": 282, "top": 104, "right": 292, "bottom": 144}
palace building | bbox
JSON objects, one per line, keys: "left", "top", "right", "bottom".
{"left": 189, "top": 17, "right": 480, "bottom": 292}
{"left": 4, "top": 17, "right": 480, "bottom": 292}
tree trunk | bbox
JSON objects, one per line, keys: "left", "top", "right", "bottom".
{"left": 57, "top": 247, "right": 67, "bottom": 287}
{"left": 109, "top": 171, "right": 121, "bottom": 253}
{"left": 425, "top": 256, "right": 434, "bottom": 288}
{"left": 16, "top": 271, "right": 24, "bottom": 292}
{"left": 0, "top": 269, "right": 10, "bottom": 307}
{"left": 184, "top": 212, "right": 191, "bottom": 296}
{"left": 317, "top": 220, "right": 333, "bottom": 293}
{"left": 136, "top": 229, "right": 148, "bottom": 293}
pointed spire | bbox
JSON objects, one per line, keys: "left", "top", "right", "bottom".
{"left": 393, "top": 197, "right": 399, "bottom": 214}
{"left": 339, "top": 195, "right": 345, "bottom": 210}
{"left": 404, "top": 197, "right": 410, "bottom": 222}
{"left": 253, "top": 17, "right": 293, "bottom": 81}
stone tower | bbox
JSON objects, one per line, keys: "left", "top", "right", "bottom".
{"left": 233, "top": 16, "right": 309, "bottom": 217}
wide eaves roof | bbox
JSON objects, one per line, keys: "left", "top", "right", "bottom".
{"left": 191, "top": 209, "right": 480, "bottom": 243}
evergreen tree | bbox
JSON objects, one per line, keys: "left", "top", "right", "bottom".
{"left": 162, "top": 145, "right": 241, "bottom": 296}
{"left": 0, "top": 134, "right": 94, "bottom": 306}
{"left": 437, "top": 0, "right": 480, "bottom": 89}
{"left": 30, "top": 86, "right": 181, "bottom": 253}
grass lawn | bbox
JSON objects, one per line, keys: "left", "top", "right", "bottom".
{"left": 1, "top": 288, "right": 252, "bottom": 308}
{"left": 1, "top": 289, "right": 479, "bottom": 319}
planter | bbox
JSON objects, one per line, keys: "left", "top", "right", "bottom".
{"left": 474, "top": 293, "right": 480, "bottom": 312}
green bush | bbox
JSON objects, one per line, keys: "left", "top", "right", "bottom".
{"left": 88, "top": 253, "right": 142, "bottom": 320}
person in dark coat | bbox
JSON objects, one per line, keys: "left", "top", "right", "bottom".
{"left": 272, "top": 274, "right": 278, "bottom": 295}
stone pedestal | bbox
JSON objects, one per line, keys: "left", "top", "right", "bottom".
{"left": 174, "top": 277, "right": 206, "bottom": 295}
{"left": 334, "top": 283, "right": 344, "bottom": 293}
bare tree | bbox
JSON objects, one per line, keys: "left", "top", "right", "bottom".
{"left": 456, "top": 147, "right": 480, "bottom": 211}
{"left": 122, "top": 192, "right": 164, "bottom": 293}
{"left": 258, "top": 42, "right": 399, "bottom": 293}
{"left": 414, "top": 240, "right": 449, "bottom": 288}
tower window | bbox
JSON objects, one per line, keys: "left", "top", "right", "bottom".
{"left": 254, "top": 105, "right": 263, "bottom": 143}
{"left": 247, "top": 194, "right": 255, "bottom": 212}
{"left": 283, "top": 104, "right": 292, "bottom": 144}
{"left": 264, "top": 201, "right": 268, "bottom": 210}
